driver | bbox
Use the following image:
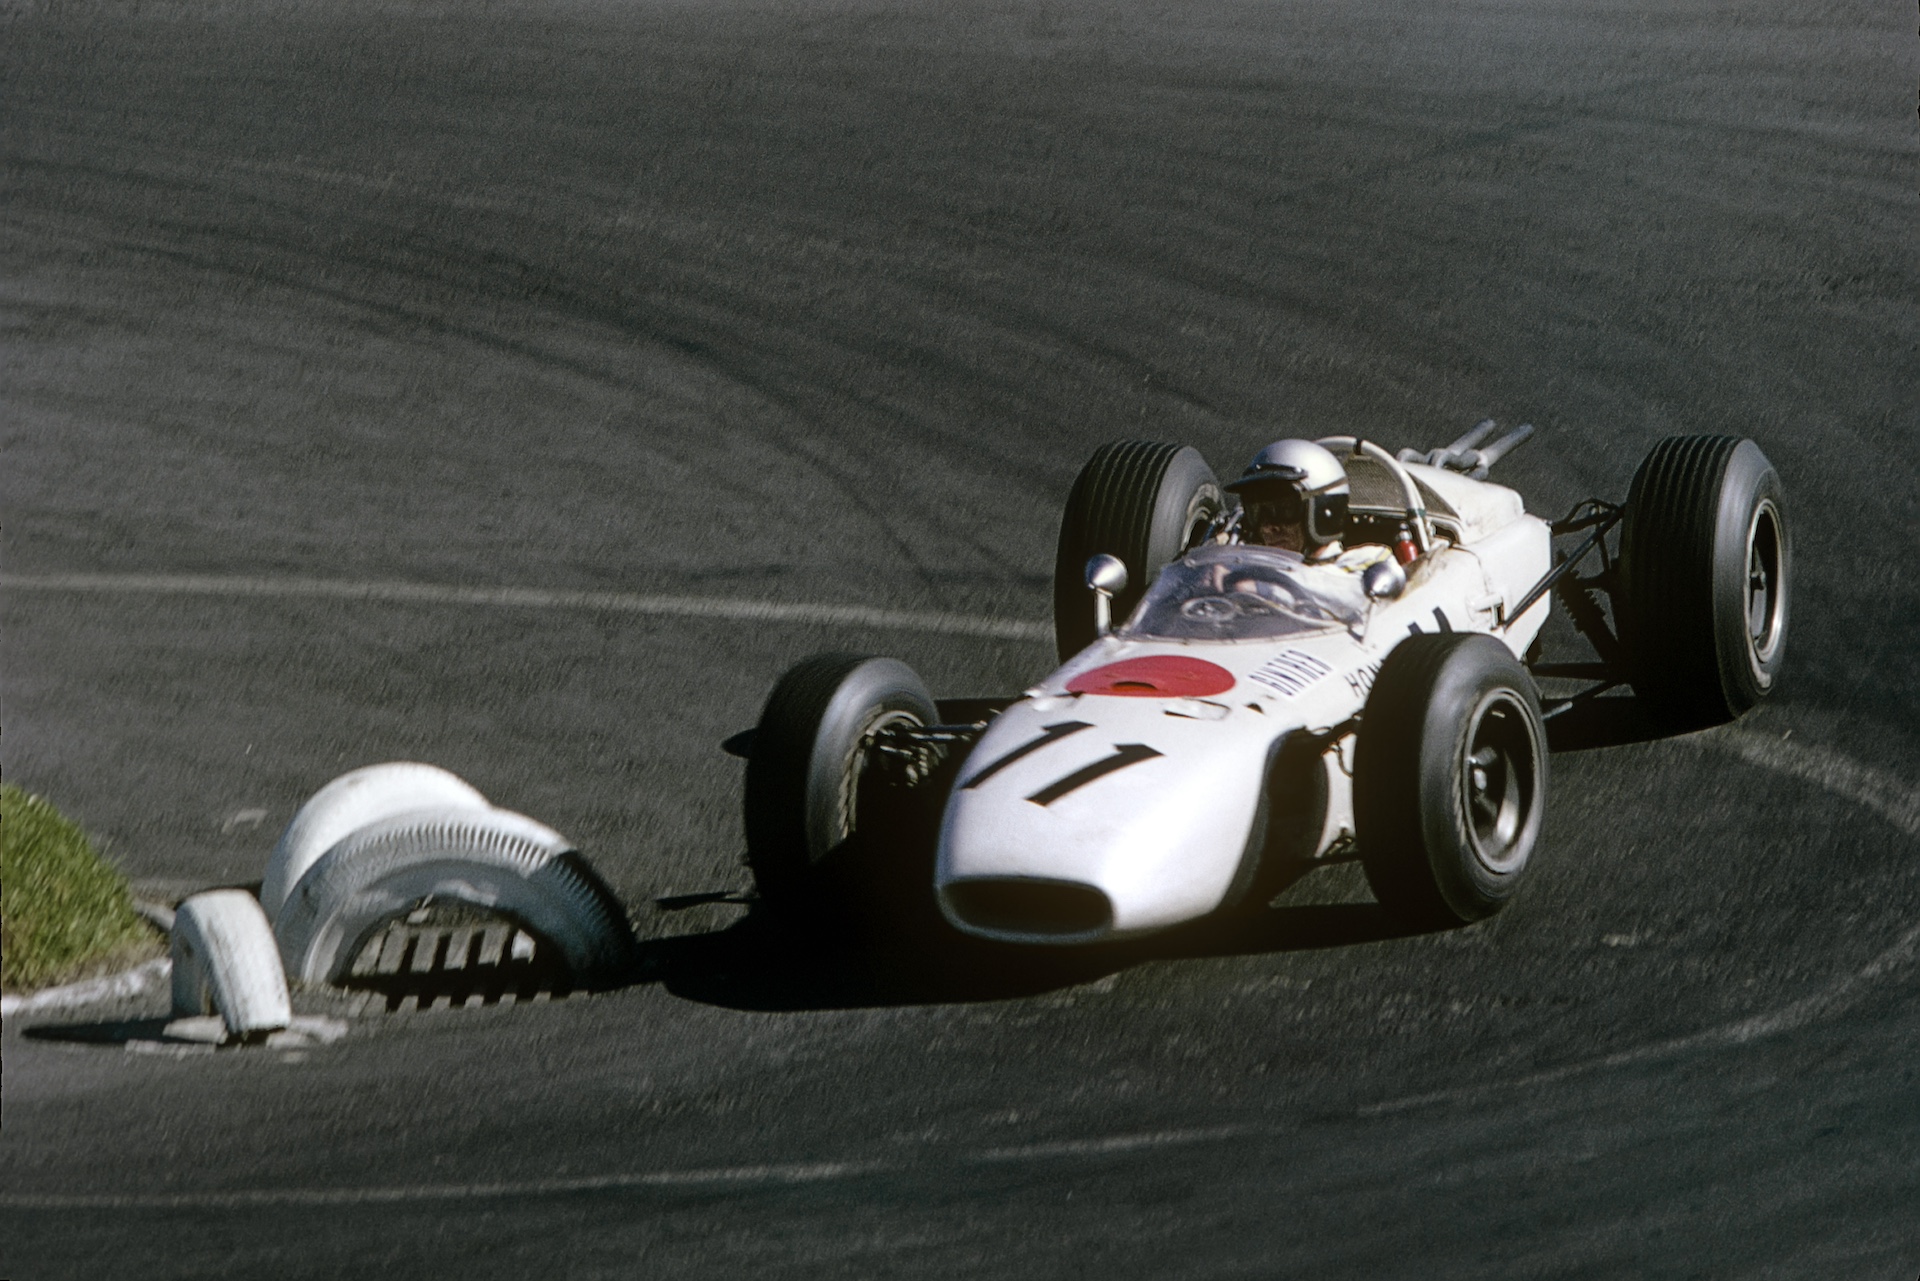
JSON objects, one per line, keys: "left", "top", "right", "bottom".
{"left": 1223, "top": 439, "right": 1391, "bottom": 573}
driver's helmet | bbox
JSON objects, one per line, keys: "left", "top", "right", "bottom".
{"left": 1224, "top": 439, "right": 1350, "bottom": 552}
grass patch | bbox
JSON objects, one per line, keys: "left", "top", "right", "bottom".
{"left": 2, "top": 784, "right": 161, "bottom": 993}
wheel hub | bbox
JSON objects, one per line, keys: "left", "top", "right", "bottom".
{"left": 1461, "top": 695, "right": 1537, "bottom": 875}
{"left": 1744, "top": 500, "right": 1785, "bottom": 670}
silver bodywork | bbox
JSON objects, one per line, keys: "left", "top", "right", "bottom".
{"left": 936, "top": 458, "right": 1553, "bottom": 945}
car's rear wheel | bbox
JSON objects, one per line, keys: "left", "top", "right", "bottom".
{"left": 743, "top": 653, "right": 937, "bottom": 912}
{"left": 1618, "top": 435, "right": 1789, "bottom": 728}
{"left": 1052, "top": 441, "right": 1222, "bottom": 661}
{"left": 1355, "top": 634, "right": 1548, "bottom": 928}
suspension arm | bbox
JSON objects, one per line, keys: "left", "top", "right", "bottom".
{"left": 1503, "top": 505, "right": 1620, "bottom": 631}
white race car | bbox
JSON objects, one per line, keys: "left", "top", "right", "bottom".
{"left": 739, "top": 424, "right": 1788, "bottom": 942}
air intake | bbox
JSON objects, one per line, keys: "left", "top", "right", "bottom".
{"left": 942, "top": 878, "right": 1112, "bottom": 937}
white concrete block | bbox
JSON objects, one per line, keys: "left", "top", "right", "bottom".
{"left": 171, "top": 890, "right": 292, "bottom": 1042}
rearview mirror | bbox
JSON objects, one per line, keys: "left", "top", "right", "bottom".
{"left": 1085, "top": 554, "right": 1128, "bottom": 634}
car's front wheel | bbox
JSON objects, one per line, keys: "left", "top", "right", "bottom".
{"left": 743, "top": 652, "right": 937, "bottom": 913}
{"left": 1355, "top": 634, "right": 1548, "bottom": 928}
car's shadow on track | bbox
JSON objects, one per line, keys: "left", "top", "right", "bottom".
{"left": 1541, "top": 689, "right": 1673, "bottom": 753}
{"left": 631, "top": 835, "right": 1428, "bottom": 1014}
{"left": 23, "top": 1017, "right": 181, "bottom": 1047}
{"left": 633, "top": 897, "right": 1416, "bottom": 1014}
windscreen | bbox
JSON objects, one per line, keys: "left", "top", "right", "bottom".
{"left": 1121, "top": 544, "right": 1367, "bottom": 642}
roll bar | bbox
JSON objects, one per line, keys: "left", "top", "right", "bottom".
{"left": 1315, "top": 435, "right": 1435, "bottom": 554}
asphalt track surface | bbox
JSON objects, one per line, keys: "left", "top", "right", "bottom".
{"left": 3, "top": 0, "right": 1916, "bottom": 1275}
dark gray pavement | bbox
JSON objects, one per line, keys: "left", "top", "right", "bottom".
{"left": 3, "top": 0, "right": 1917, "bottom": 1275}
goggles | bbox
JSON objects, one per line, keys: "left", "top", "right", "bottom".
{"left": 1242, "top": 482, "right": 1345, "bottom": 546}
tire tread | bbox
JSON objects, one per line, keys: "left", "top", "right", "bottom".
{"left": 1052, "top": 441, "right": 1208, "bottom": 660}
{"left": 1353, "top": 635, "right": 1460, "bottom": 923}
{"left": 1620, "top": 435, "right": 1742, "bottom": 723}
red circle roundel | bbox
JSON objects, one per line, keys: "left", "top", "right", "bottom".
{"left": 1064, "top": 655, "right": 1236, "bottom": 698}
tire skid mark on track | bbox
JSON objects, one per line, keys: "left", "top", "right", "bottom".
{"left": 0, "top": 572, "right": 1051, "bottom": 642}
{"left": 4, "top": 210, "right": 965, "bottom": 570}
{"left": 8, "top": 134, "right": 509, "bottom": 207}
{"left": 3, "top": 206, "right": 1049, "bottom": 583}
{"left": 1360, "top": 725, "right": 1920, "bottom": 1116}
{"left": 0, "top": 208, "right": 721, "bottom": 387}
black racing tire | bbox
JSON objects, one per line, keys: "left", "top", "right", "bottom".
{"left": 743, "top": 653, "right": 937, "bottom": 908}
{"left": 1619, "top": 435, "right": 1789, "bottom": 728}
{"left": 1051, "top": 441, "right": 1222, "bottom": 661}
{"left": 1355, "top": 634, "right": 1549, "bottom": 928}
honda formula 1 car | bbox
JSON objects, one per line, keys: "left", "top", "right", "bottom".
{"left": 739, "top": 425, "right": 1789, "bottom": 942}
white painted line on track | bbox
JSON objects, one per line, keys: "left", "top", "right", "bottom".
{"left": 1698, "top": 727, "right": 1920, "bottom": 838}
{"left": 0, "top": 958, "right": 172, "bottom": 1019}
{"left": 971, "top": 1123, "right": 1257, "bottom": 1163}
{"left": 0, "top": 573, "right": 1052, "bottom": 643}
{"left": 0, "top": 1127, "right": 1270, "bottom": 1210}
{"left": 1360, "top": 919, "right": 1920, "bottom": 1117}
{"left": 1361, "top": 723, "right": 1920, "bottom": 1117}
{"left": 0, "top": 1159, "right": 892, "bottom": 1210}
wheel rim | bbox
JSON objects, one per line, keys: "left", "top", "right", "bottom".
{"left": 1183, "top": 487, "right": 1222, "bottom": 553}
{"left": 1744, "top": 500, "right": 1786, "bottom": 673}
{"left": 1460, "top": 692, "right": 1538, "bottom": 875}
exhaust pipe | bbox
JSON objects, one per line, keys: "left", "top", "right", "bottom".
{"left": 1398, "top": 418, "right": 1536, "bottom": 478}
{"left": 1440, "top": 418, "right": 1499, "bottom": 458}
{"left": 1468, "top": 423, "right": 1535, "bottom": 478}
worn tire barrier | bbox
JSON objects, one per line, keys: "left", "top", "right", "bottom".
{"left": 171, "top": 890, "right": 293, "bottom": 1043}
{"left": 261, "top": 762, "right": 492, "bottom": 923}
{"left": 271, "top": 806, "right": 635, "bottom": 987}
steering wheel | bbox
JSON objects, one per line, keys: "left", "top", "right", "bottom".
{"left": 1180, "top": 595, "right": 1242, "bottom": 622}
{"left": 1178, "top": 592, "right": 1302, "bottom": 623}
